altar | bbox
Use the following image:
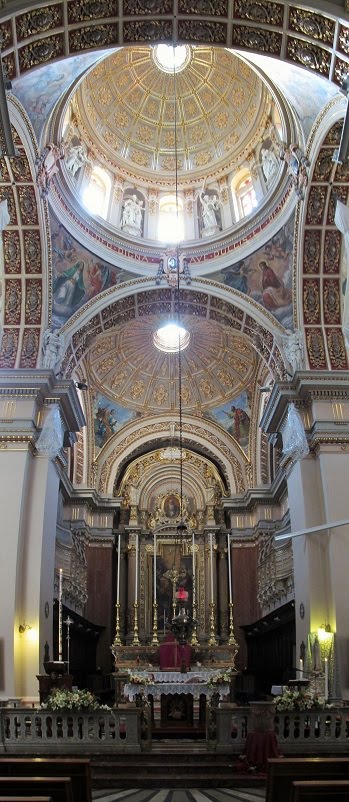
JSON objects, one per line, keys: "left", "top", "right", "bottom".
{"left": 124, "top": 669, "right": 231, "bottom": 733}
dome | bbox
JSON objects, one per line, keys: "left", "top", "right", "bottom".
{"left": 69, "top": 45, "right": 279, "bottom": 187}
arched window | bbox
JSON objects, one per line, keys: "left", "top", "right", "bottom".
{"left": 82, "top": 167, "right": 111, "bottom": 218}
{"left": 158, "top": 194, "right": 184, "bottom": 242}
{"left": 232, "top": 170, "right": 257, "bottom": 221}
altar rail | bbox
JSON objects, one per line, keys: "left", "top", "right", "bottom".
{"left": 1, "top": 705, "right": 349, "bottom": 755}
{"left": 0, "top": 708, "right": 143, "bottom": 754}
{"left": 215, "top": 706, "right": 349, "bottom": 754}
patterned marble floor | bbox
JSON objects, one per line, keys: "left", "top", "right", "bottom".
{"left": 93, "top": 789, "right": 266, "bottom": 802}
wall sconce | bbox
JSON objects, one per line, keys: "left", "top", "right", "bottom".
{"left": 18, "top": 622, "right": 32, "bottom": 634}
{"left": 317, "top": 623, "right": 333, "bottom": 643}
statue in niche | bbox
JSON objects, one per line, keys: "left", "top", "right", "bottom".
{"left": 261, "top": 147, "right": 279, "bottom": 183}
{"left": 121, "top": 194, "right": 144, "bottom": 234}
{"left": 199, "top": 190, "right": 221, "bottom": 234}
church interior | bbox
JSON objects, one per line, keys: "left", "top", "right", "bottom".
{"left": 2, "top": 0, "right": 349, "bottom": 789}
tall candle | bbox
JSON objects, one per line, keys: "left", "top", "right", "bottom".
{"left": 324, "top": 657, "right": 329, "bottom": 699}
{"left": 58, "top": 568, "right": 63, "bottom": 661}
{"left": 134, "top": 533, "right": 138, "bottom": 604}
{"left": 153, "top": 532, "right": 157, "bottom": 604}
{"left": 227, "top": 532, "right": 232, "bottom": 604}
{"left": 210, "top": 533, "right": 214, "bottom": 603}
{"left": 192, "top": 532, "right": 195, "bottom": 598}
{"left": 116, "top": 534, "right": 121, "bottom": 605}
{"left": 299, "top": 658, "right": 303, "bottom": 680}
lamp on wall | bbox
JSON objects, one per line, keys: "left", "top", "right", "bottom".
{"left": 18, "top": 622, "right": 32, "bottom": 634}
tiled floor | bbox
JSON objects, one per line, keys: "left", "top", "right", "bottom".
{"left": 92, "top": 789, "right": 266, "bottom": 802}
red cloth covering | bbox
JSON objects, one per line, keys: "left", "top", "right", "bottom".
{"left": 159, "top": 632, "right": 191, "bottom": 669}
{"left": 245, "top": 730, "right": 279, "bottom": 769}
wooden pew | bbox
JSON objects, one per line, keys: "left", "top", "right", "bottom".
{"left": 0, "top": 778, "right": 73, "bottom": 802}
{"left": 292, "top": 779, "right": 349, "bottom": 801}
{"left": 0, "top": 798, "right": 53, "bottom": 802}
{"left": 266, "top": 757, "right": 349, "bottom": 802}
{"left": 0, "top": 759, "right": 92, "bottom": 802}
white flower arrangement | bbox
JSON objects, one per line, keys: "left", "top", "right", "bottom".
{"left": 274, "top": 687, "right": 327, "bottom": 712}
{"left": 40, "top": 688, "right": 110, "bottom": 711}
{"left": 207, "top": 670, "right": 233, "bottom": 688}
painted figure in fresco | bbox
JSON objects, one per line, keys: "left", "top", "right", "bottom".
{"left": 223, "top": 405, "right": 250, "bottom": 443}
{"left": 199, "top": 191, "right": 221, "bottom": 230}
{"left": 259, "top": 260, "right": 292, "bottom": 310}
{"left": 53, "top": 261, "right": 85, "bottom": 313}
{"left": 95, "top": 404, "right": 118, "bottom": 447}
{"left": 222, "top": 260, "right": 251, "bottom": 294}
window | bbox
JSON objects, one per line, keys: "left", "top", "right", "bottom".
{"left": 232, "top": 170, "right": 258, "bottom": 221}
{"left": 82, "top": 167, "right": 111, "bottom": 218}
{"left": 158, "top": 194, "right": 184, "bottom": 243}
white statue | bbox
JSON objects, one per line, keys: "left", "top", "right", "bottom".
{"left": 121, "top": 195, "right": 143, "bottom": 231}
{"left": 42, "top": 327, "right": 65, "bottom": 372}
{"left": 0, "top": 199, "right": 10, "bottom": 230}
{"left": 199, "top": 191, "right": 220, "bottom": 230}
{"left": 261, "top": 147, "right": 279, "bottom": 183}
{"left": 65, "top": 143, "right": 90, "bottom": 176}
{"left": 334, "top": 199, "right": 349, "bottom": 347}
{"left": 281, "top": 329, "right": 305, "bottom": 373}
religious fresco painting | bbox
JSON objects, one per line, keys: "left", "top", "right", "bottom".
{"left": 207, "top": 215, "right": 295, "bottom": 330}
{"left": 93, "top": 393, "right": 140, "bottom": 450}
{"left": 50, "top": 213, "right": 137, "bottom": 327}
{"left": 207, "top": 390, "right": 251, "bottom": 452}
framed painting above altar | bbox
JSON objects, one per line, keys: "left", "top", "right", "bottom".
{"left": 146, "top": 540, "right": 193, "bottom": 635}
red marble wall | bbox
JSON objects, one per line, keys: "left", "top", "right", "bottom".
{"left": 232, "top": 543, "right": 260, "bottom": 672}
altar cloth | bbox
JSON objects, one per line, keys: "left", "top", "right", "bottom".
{"left": 124, "top": 669, "right": 230, "bottom": 701}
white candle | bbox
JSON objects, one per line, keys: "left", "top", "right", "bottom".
{"left": 58, "top": 568, "right": 63, "bottom": 661}
{"left": 192, "top": 532, "right": 195, "bottom": 598}
{"left": 324, "top": 657, "right": 329, "bottom": 699}
{"left": 134, "top": 533, "right": 138, "bottom": 604}
{"left": 153, "top": 532, "right": 157, "bottom": 604}
{"left": 116, "top": 534, "right": 121, "bottom": 605}
{"left": 227, "top": 532, "right": 232, "bottom": 604}
{"left": 299, "top": 658, "right": 303, "bottom": 680}
{"left": 210, "top": 533, "right": 214, "bottom": 603}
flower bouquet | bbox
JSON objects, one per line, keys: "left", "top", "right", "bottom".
{"left": 274, "top": 687, "right": 326, "bottom": 712}
{"left": 41, "top": 688, "right": 109, "bottom": 711}
{"left": 207, "top": 670, "right": 233, "bottom": 688}
{"left": 128, "top": 673, "right": 152, "bottom": 686}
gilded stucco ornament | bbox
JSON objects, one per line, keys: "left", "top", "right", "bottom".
{"left": 288, "top": 9, "right": 335, "bottom": 43}
{"left": 234, "top": 0, "right": 284, "bottom": 26}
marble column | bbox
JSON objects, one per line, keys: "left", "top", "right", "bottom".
{"left": 0, "top": 371, "right": 85, "bottom": 702}
{"left": 261, "top": 371, "right": 349, "bottom": 698}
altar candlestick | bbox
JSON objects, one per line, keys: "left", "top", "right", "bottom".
{"left": 210, "top": 533, "right": 214, "bottom": 603}
{"left": 116, "top": 534, "right": 121, "bottom": 605}
{"left": 192, "top": 532, "right": 195, "bottom": 591}
{"left": 58, "top": 568, "right": 63, "bottom": 661}
{"left": 134, "top": 533, "right": 139, "bottom": 604}
{"left": 299, "top": 658, "right": 303, "bottom": 680}
{"left": 227, "top": 532, "right": 232, "bottom": 604}
{"left": 153, "top": 532, "right": 157, "bottom": 604}
{"left": 324, "top": 657, "right": 329, "bottom": 699}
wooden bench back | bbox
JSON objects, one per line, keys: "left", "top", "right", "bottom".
{"left": 0, "top": 777, "right": 74, "bottom": 802}
{"left": 0, "top": 759, "right": 91, "bottom": 802}
{"left": 0, "top": 798, "right": 53, "bottom": 802}
{"left": 292, "top": 779, "right": 349, "bottom": 801}
{"left": 266, "top": 757, "right": 349, "bottom": 802}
